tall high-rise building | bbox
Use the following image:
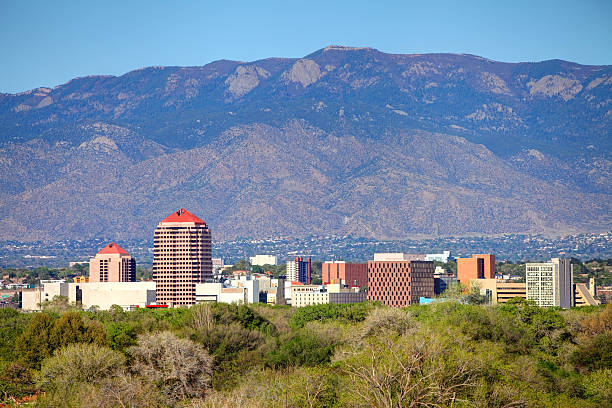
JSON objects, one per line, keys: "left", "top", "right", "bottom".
{"left": 526, "top": 258, "right": 573, "bottom": 308}
{"left": 153, "top": 208, "right": 212, "bottom": 307}
{"left": 457, "top": 254, "right": 495, "bottom": 284}
{"left": 286, "top": 257, "right": 311, "bottom": 284}
{"left": 367, "top": 254, "right": 435, "bottom": 307}
{"left": 89, "top": 242, "right": 136, "bottom": 282}
{"left": 322, "top": 261, "right": 367, "bottom": 287}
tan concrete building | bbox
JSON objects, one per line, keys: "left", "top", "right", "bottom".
{"left": 470, "top": 278, "right": 526, "bottom": 304}
{"left": 575, "top": 278, "right": 600, "bottom": 307}
{"left": 89, "top": 242, "right": 136, "bottom": 283}
{"left": 153, "top": 208, "right": 212, "bottom": 307}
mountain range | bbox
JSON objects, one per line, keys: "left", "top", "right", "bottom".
{"left": 1, "top": 45, "right": 611, "bottom": 241}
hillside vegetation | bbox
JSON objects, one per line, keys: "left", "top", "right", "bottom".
{"left": 0, "top": 300, "right": 610, "bottom": 407}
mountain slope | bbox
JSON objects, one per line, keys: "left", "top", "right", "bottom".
{"left": 0, "top": 46, "right": 611, "bottom": 240}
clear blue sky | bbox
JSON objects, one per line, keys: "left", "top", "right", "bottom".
{"left": 1, "top": 0, "right": 611, "bottom": 93}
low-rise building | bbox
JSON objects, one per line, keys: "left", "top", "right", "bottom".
{"left": 22, "top": 281, "right": 156, "bottom": 311}
{"left": 574, "top": 278, "right": 600, "bottom": 307}
{"left": 373, "top": 253, "right": 425, "bottom": 261}
{"left": 292, "top": 284, "right": 366, "bottom": 307}
{"left": 196, "top": 283, "right": 248, "bottom": 304}
{"left": 250, "top": 254, "right": 278, "bottom": 266}
{"left": 470, "top": 279, "right": 526, "bottom": 304}
{"left": 425, "top": 251, "right": 453, "bottom": 263}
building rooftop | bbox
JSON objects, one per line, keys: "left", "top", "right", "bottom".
{"left": 161, "top": 208, "right": 206, "bottom": 225}
{"left": 97, "top": 242, "right": 129, "bottom": 255}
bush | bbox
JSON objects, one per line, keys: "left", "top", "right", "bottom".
{"left": 570, "top": 332, "right": 612, "bottom": 371}
{"left": 360, "top": 307, "right": 415, "bottom": 338}
{"left": 128, "top": 331, "right": 213, "bottom": 403}
{"left": 289, "top": 302, "right": 373, "bottom": 329}
{"left": 266, "top": 329, "right": 333, "bottom": 368}
{"left": 36, "top": 343, "right": 125, "bottom": 407}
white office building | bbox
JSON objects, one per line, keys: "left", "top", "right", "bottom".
{"left": 22, "top": 281, "right": 156, "bottom": 311}
{"left": 249, "top": 254, "right": 278, "bottom": 266}
{"left": 425, "top": 251, "right": 452, "bottom": 263}
{"left": 526, "top": 258, "right": 573, "bottom": 308}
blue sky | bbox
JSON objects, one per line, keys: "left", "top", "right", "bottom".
{"left": 1, "top": 0, "right": 611, "bottom": 93}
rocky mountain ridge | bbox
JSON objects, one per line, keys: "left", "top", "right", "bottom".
{"left": 0, "top": 46, "right": 610, "bottom": 240}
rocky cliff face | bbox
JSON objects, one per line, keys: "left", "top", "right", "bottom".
{"left": 0, "top": 46, "right": 611, "bottom": 240}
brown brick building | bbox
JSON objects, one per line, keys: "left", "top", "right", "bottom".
{"left": 322, "top": 261, "right": 367, "bottom": 287}
{"left": 367, "top": 255, "right": 435, "bottom": 307}
{"left": 457, "top": 254, "right": 495, "bottom": 284}
{"left": 89, "top": 242, "right": 136, "bottom": 282}
{"left": 153, "top": 208, "right": 212, "bottom": 307}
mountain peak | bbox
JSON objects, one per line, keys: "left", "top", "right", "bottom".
{"left": 322, "top": 45, "right": 376, "bottom": 52}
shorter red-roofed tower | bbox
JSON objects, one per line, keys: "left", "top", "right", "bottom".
{"left": 89, "top": 242, "right": 136, "bottom": 282}
{"left": 153, "top": 208, "right": 212, "bottom": 307}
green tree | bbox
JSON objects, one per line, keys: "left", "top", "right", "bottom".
{"left": 16, "top": 313, "right": 54, "bottom": 368}
{"left": 41, "top": 295, "right": 79, "bottom": 313}
{"left": 0, "top": 308, "right": 30, "bottom": 364}
{"left": 49, "top": 311, "right": 107, "bottom": 350}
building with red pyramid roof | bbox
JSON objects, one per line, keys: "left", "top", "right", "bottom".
{"left": 96, "top": 242, "right": 129, "bottom": 255}
{"left": 153, "top": 208, "right": 212, "bottom": 307}
{"left": 161, "top": 208, "right": 206, "bottom": 225}
{"left": 89, "top": 242, "right": 136, "bottom": 282}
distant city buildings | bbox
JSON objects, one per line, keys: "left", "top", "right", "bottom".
{"left": 367, "top": 253, "right": 434, "bottom": 307}
{"left": 322, "top": 261, "right": 367, "bottom": 287}
{"left": 153, "top": 208, "right": 212, "bottom": 307}
{"left": 526, "top": 258, "right": 573, "bottom": 308}
{"left": 286, "top": 256, "right": 311, "bottom": 284}
{"left": 434, "top": 266, "right": 457, "bottom": 295}
{"left": 457, "top": 254, "right": 495, "bottom": 284}
{"left": 89, "top": 242, "right": 136, "bottom": 283}
{"left": 425, "top": 251, "right": 453, "bottom": 263}
{"left": 250, "top": 254, "right": 278, "bottom": 266}
{"left": 212, "top": 258, "right": 224, "bottom": 268}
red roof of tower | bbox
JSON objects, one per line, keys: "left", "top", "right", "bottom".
{"left": 97, "top": 242, "right": 129, "bottom": 255}
{"left": 161, "top": 208, "right": 206, "bottom": 225}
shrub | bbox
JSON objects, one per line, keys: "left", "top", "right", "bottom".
{"left": 128, "top": 331, "right": 213, "bottom": 402}
{"left": 36, "top": 343, "right": 125, "bottom": 407}
{"left": 266, "top": 329, "right": 334, "bottom": 368}
{"left": 289, "top": 302, "right": 373, "bottom": 329}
